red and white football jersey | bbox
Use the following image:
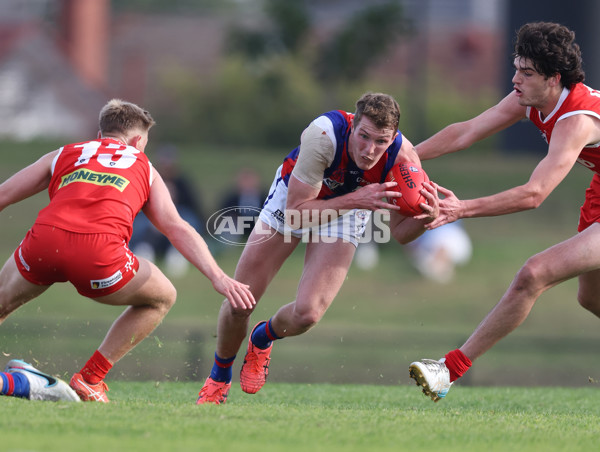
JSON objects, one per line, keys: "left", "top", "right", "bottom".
{"left": 527, "top": 82, "right": 600, "bottom": 174}
{"left": 35, "top": 138, "right": 152, "bottom": 241}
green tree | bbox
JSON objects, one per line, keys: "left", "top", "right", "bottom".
{"left": 154, "top": 1, "right": 412, "bottom": 147}
{"left": 316, "top": 1, "right": 410, "bottom": 82}
{"left": 226, "top": 0, "right": 310, "bottom": 59}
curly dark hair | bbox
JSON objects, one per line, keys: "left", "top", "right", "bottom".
{"left": 513, "top": 22, "right": 585, "bottom": 88}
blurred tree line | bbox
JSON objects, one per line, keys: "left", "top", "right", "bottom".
{"left": 118, "top": 0, "right": 495, "bottom": 150}
{"left": 147, "top": 0, "right": 413, "bottom": 148}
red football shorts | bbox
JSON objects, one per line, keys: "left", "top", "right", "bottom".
{"left": 579, "top": 173, "right": 600, "bottom": 232}
{"left": 14, "top": 224, "right": 139, "bottom": 298}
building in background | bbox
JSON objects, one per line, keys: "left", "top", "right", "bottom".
{"left": 0, "top": 0, "right": 108, "bottom": 140}
{"left": 3, "top": 0, "right": 597, "bottom": 145}
{"left": 0, "top": 0, "right": 509, "bottom": 142}
{"left": 502, "top": 0, "right": 600, "bottom": 154}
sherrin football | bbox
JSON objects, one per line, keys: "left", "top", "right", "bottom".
{"left": 384, "top": 162, "right": 430, "bottom": 217}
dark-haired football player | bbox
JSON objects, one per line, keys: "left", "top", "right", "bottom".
{"left": 410, "top": 22, "right": 600, "bottom": 401}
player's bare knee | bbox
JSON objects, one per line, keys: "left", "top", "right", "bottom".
{"left": 293, "top": 309, "right": 322, "bottom": 331}
{"left": 154, "top": 283, "right": 177, "bottom": 314}
{"left": 165, "top": 284, "right": 177, "bottom": 308}
{"left": 513, "top": 258, "right": 547, "bottom": 294}
{"left": 229, "top": 303, "right": 254, "bottom": 319}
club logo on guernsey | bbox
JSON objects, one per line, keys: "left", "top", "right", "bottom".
{"left": 59, "top": 169, "right": 130, "bottom": 192}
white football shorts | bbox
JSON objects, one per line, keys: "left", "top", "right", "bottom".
{"left": 258, "top": 165, "right": 370, "bottom": 247}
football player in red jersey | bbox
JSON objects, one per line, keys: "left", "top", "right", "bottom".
{"left": 409, "top": 22, "right": 600, "bottom": 401}
{"left": 0, "top": 99, "right": 254, "bottom": 402}
{"left": 197, "top": 92, "right": 441, "bottom": 404}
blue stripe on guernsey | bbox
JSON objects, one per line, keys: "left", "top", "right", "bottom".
{"left": 322, "top": 110, "right": 351, "bottom": 178}
{"left": 280, "top": 110, "right": 403, "bottom": 199}
{"left": 210, "top": 353, "right": 236, "bottom": 383}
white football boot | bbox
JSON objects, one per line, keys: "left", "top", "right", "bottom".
{"left": 4, "top": 359, "right": 81, "bottom": 402}
{"left": 409, "top": 358, "right": 452, "bottom": 402}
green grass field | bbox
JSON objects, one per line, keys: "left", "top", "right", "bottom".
{"left": 1, "top": 140, "right": 598, "bottom": 388}
{"left": 1, "top": 141, "right": 599, "bottom": 451}
{"left": 2, "top": 382, "right": 599, "bottom": 452}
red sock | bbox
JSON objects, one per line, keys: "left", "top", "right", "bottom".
{"left": 80, "top": 350, "right": 113, "bottom": 384}
{"left": 444, "top": 349, "right": 472, "bottom": 382}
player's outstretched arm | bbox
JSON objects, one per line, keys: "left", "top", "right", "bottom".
{"left": 0, "top": 151, "right": 57, "bottom": 212}
{"left": 416, "top": 91, "right": 526, "bottom": 160}
{"left": 143, "top": 172, "right": 255, "bottom": 310}
{"left": 425, "top": 115, "right": 594, "bottom": 229}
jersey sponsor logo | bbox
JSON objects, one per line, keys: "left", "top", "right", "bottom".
{"left": 356, "top": 176, "right": 374, "bottom": 186}
{"left": 90, "top": 270, "right": 123, "bottom": 290}
{"left": 59, "top": 169, "right": 130, "bottom": 192}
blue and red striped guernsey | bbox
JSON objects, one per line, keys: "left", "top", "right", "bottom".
{"left": 280, "top": 110, "right": 403, "bottom": 199}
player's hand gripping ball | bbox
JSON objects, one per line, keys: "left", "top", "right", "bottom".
{"left": 385, "top": 162, "right": 430, "bottom": 216}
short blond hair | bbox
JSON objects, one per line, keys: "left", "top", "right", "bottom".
{"left": 99, "top": 99, "right": 155, "bottom": 136}
{"left": 354, "top": 92, "right": 401, "bottom": 132}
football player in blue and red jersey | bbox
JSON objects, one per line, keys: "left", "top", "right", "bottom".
{"left": 197, "top": 92, "right": 441, "bottom": 404}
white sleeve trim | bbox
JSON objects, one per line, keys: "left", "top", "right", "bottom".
{"left": 50, "top": 147, "right": 64, "bottom": 175}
